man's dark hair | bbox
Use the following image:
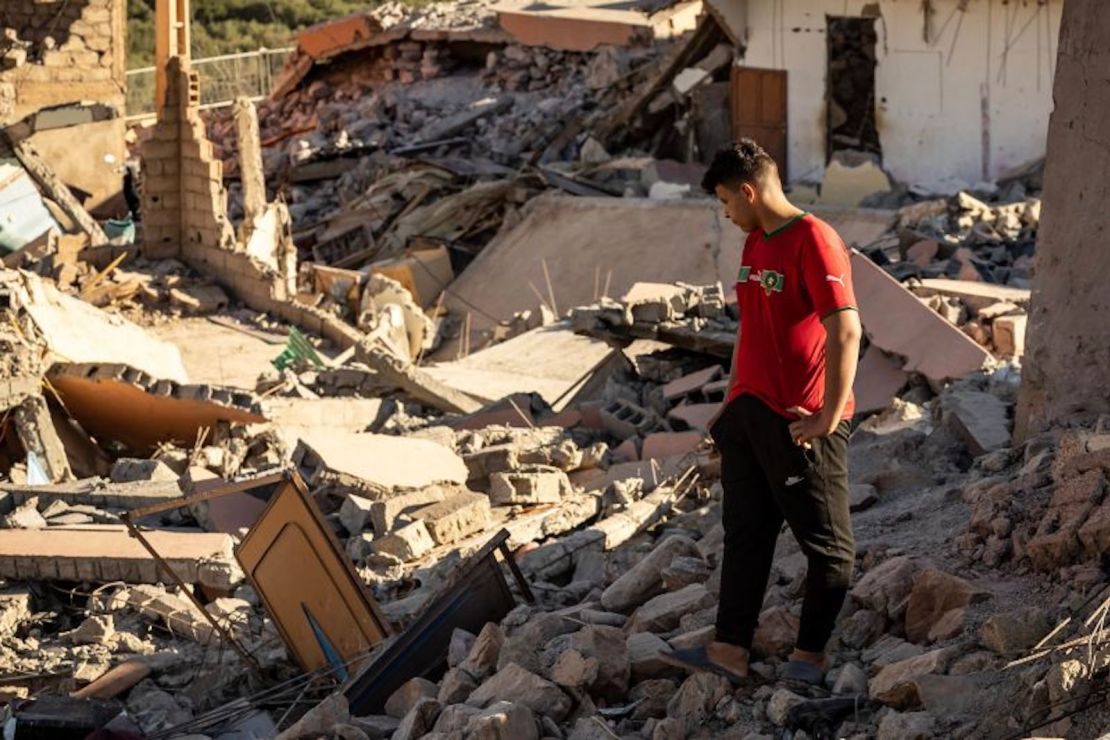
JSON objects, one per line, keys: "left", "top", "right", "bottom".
{"left": 701, "top": 139, "right": 777, "bottom": 194}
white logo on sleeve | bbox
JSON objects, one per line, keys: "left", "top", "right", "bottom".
{"left": 785, "top": 475, "right": 805, "bottom": 487}
{"left": 825, "top": 273, "right": 846, "bottom": 287}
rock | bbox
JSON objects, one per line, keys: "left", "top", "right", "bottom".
{"left": 466, "top": 701, "right": 539, "bottom": 740}
{"left": 833, "top": 662, "right": 869, "bottom": 695}
{"left": 350, "top": 715, "right": 400, "bottom": 740}
{"left": 913, "top": 674, "right": 981, "bottom": 717}
{"left": 668, "top": 624, "right": 715, "bottom": 650}
{"left": 438, "top": 667, "right": 479, "bottom": 705}
{"left": 627, "top": 632, "right": 674, "bottom": 682}
{"left": 110, "top": 458, "right": 178, "bottom": 482}
{"left": 667, "top": 672, "right": 731, "bottom": 732}
{"left": 546, "top": 625, "right": 630, "bottom": 700}
{"left": 849, "top": 483, "right": 879, "bottom": 512}
{"left": 840, "top": 608, "right": 886, "bottom": 648}
{"left": 863, "top": 635, "right": 925, "bottom": 668}
{"left": 392, "top": 698, "right": 440, "bottom": 740}
{"left": 497, "top": 613, "right": 574, "bottom": 674}
{"left": 627, "top": 583, "right": 714, "bottom": 633}
{"left": 448, "top": 628, "right": 477, "bottom": 667}
{"left": 385, "top": 677, "right": 438, "bottom": 719}
{"left": 904, "top": 568, "right": 982, "bottom": 643}
{"left": 751, "top": 606, "right": 799, "bottom": 658}
{"left": 550, "top": 649, "right": 599, "bottom": 690}
{"left": 69, "top": 614, "right": 115, "bottom": 645}
{"left": 949, "top": 650, "right": 997, "bottom": 675}
{"left": 869, "top": 649, "right": 949, "bottom": 708}
{"left": 940, "top": 389, "right": 1011, "bottom": 456}
{"left": 489, "top": 468, "right": 568, "bottom": 506}
{"left": 651, "top": 717, "right": 685, "bottom": 740}
{"left": 339, "top": 494, "right": 375, "bottom": 534}
{"left": 851, "top": 556, "right": 917, "bottom": 620}
{"left": 1, "top": 497, "right": 46, "bottom": 529}
{"left": 275, "top": 693, "right": 350, "bottom": 739}
{"left": 979, "top": 607, "right": 1053, "bottom": 654}
{"left": 370, "top": 520, "right": 435, "bottom": 562}
{"left": 432, "top": 704, "right": 480, "bottom": 735}
{"left": 630, "top": 678, "right": 677, "bottom": 720}
{"left": 925, "top": 607, "right": 967, "bottom": 642}
{"left": 600, "top": 535, "right": 700, "bottom": 612}
{"left": 467, "top": 663, "right": 572, "bottom": 722}
{"left": 461, "top": 622, "right": 504, "bottom": 679}
{"left": 876, "top": 710, "right": 936, "bottom": 740}
{"left": 1046, "top": 659, "right": 1089, "bottom": 709}
{"left": 660, "top": 555, "right": 710, "bottom": 591}
{"left": 766, "top": 688, "right": 806, "bottom": 726}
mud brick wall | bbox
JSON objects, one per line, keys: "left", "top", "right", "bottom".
{"left": 0, "top": 0, "right": 126, "bottom": 120}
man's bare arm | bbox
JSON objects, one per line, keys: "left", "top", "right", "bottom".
{"left": 788, "top": 309, "right": 862, "bottom": 444}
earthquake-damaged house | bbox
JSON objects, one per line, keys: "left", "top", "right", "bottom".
{"left": 717, "top": 0, "right": 1062, "bottom": 192}
{"left": 0, "top": 0, "right": 128, "bottom": 212}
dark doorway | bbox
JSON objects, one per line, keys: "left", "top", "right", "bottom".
{"left": 826, "top": 16, "right": 881, "bottom": 159}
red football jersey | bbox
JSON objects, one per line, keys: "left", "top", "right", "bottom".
{"left": 727, "top": 212, "right": 857, "bottom": 420}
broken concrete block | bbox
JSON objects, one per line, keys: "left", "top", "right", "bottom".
{"left": 766, "top": 687, "right": 807, "bottom": 726}
{"left": 940, "top": 389, "right": 1011, "bottom": 457}
{"left": 295, "top": 430, "right": 468, "bottom": 493}
{"left": 621, "top": 282, "right": 690, "bottom": 324}
{"left": 410, "top": 492, "right": 493, "bottom": 546}
{"left": 438, "top": 667, "right": 480, "bottom": 706}
{"left": 626, "top": 632, "right": 674, "bottom": 682}
{"left": 460, "top": 622, "right": 504, "bottom": 680}
{"left": 68, "top": 614, "right": 115, "bottom": 646}
{"left": 667, "top": 672, "right": 731, "bottom": 732}
{"left": 599, "top": 398, "right": 661, "bottom": 440}
{"left": 849, "top": 483, "right": 879, "bottom": 512}
{"left": 627, "top": 584, "right": 714, "bottom": 633}
{"left": 1, "top": 497, "right": 46, "bottom": 529}
{"left": 465, "top": 701, "right": 538, "bottom": 740}
{"left": 601, "top": 535, "right": 700, "bottom": 612}
{"left": 464, "top": 444, "right": 521, "bottom": 481}
{"left": 466, "top": 663, "right": 571, "bottom": 722}
{"left": 370, "top": 486, "right": 449, "bottom": 537}
{"left": 370, "top": 520, "right": 435, "bottom": 562}
{"left": 339, "top": 494, "right": 374, "bottom": 535}
{"left": 869, "top": 648, "right": 950, "bottom": 708}
{"left": 385, "top": 677, "right": 439, "bottom": 720}
{"left": 751, "top": 606, "right": 800, "bottom": 658}
{"left": 851, "top": 555, "right": 917, "bottom": 621}
{"left": 660, "top": 555, "right": 710, "bottom": 591}
{"left": 392, "top": 697, "right": 441, "bottom": 740}
{"left": 547, "top": 625, "right": 630, "bottom": 701}
{"left": 169, "top": 284, "right": 230, "bottom": 313}
{"left": 0, "top": 589, "right": 31, "bottom": 636}
{"left": 13, "top": 396, "right": 71, "bottom": 484}
{"left": 904, "top": 569, "right": 983, "bottom": 644}
{"left": 110, "top": 458, "right": 179, "bottom": 483}
{"left": 979, "top": 607, "right": 1052, "bottom": 654}
{"left": 992, "top": 313, "right": 1027, "bottom": 358}
{"left": 661, "top": 366, "right": 723, "bottom": 402}
{"left": 641, "top": 432, "right": 702, "bottom": 462}
{"left": 489, "top": 468, "right": 568, "bottom": 506}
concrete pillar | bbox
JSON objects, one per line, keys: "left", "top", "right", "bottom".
{"left": 1015, "top": 0, "right": 1110, "bottom": 440}
{"left": 233, "top": 97, "right": 266, "bottom": 237}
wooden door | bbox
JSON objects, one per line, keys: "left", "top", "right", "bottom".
{"left": 730, "top": 66, "right": 788, "bottom": 175}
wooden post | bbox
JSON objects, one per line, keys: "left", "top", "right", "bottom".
{"left": 155, "top": 0, "right": 192, "bottom": 117}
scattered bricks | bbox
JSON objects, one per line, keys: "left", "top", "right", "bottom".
{"left": 599, "top": 398, "right": 662, "bottom": 440}
{"left": 992, "top": 313, "right": 1027, "bottom": 358}
{"left": 1026, "top": 471, "right": 1105, "bottom": 569}
{"left": 1052, "top": 430, "right": 1110, "bottom": 481}
{"left": 370, "top": 486, "right": 449, "bottom": 536}
{"left": 489, "top": 467, "right": 568, "bottom": 506}
{"left": 641, "top": 432, "right": 702, "bottom": 462}
{"left": 339, "top": 494, "right": 374, "bottom": 534}
{"left": 410, "top": 492, "right": 493, "bottom": 546}
{"left": 370, "top": 520, "right": 435, "bottom": 562}
{"left": 661, "top": 366, "right": 722, "bottom": 403}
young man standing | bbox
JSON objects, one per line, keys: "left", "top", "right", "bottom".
{"left": 667, "top": 140, "right": 862, "bottom": 686}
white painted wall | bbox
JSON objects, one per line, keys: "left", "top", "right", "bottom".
{"left": 738, "top": 0, "right": 1062, "bottom": 189}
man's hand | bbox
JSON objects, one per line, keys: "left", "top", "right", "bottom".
{"left": 787, "top": 406, "right": 838, "bottom": 447}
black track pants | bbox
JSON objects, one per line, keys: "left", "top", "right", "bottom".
{"left": 710, "top": 394, "right": 855, "bottom": 653}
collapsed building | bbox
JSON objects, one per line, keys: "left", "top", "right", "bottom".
{"left": 0, "top": 0, "right": 1107, "bottom": 738}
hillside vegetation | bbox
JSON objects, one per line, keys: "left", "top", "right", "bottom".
{"left": 127, "top": 0, "right": 381, "bottom": 67}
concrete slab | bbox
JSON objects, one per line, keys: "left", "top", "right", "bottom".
{"left": 0, "top": 527, "right": 234, "bottom": 584}
{"left": 21, "top": 273, "right": 187, "bottom": 382}
{"left": 426, "top": 323, "right": 616, "bottom": 411}
{"left": 150, "top": 317, "right": 283, "bottom": 389}
{"left": 294, "top": 429, "right": 468, "bottom": 491}
{"left": 851, "top": 251, "right": 993, "bottom": 382}
{"left": 912, "top": 279, "right": 1030, "bottom": 310}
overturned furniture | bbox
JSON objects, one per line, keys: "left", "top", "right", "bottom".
{"left": 121, "top": 470, "right": 392, "bottom": 676}
{"left": 345, "top": 528, "right": 533, "bottom": 715}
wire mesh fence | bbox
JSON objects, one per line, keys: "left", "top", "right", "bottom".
{"left": 126, "top": 47, "right": 293, "bottom": 118}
